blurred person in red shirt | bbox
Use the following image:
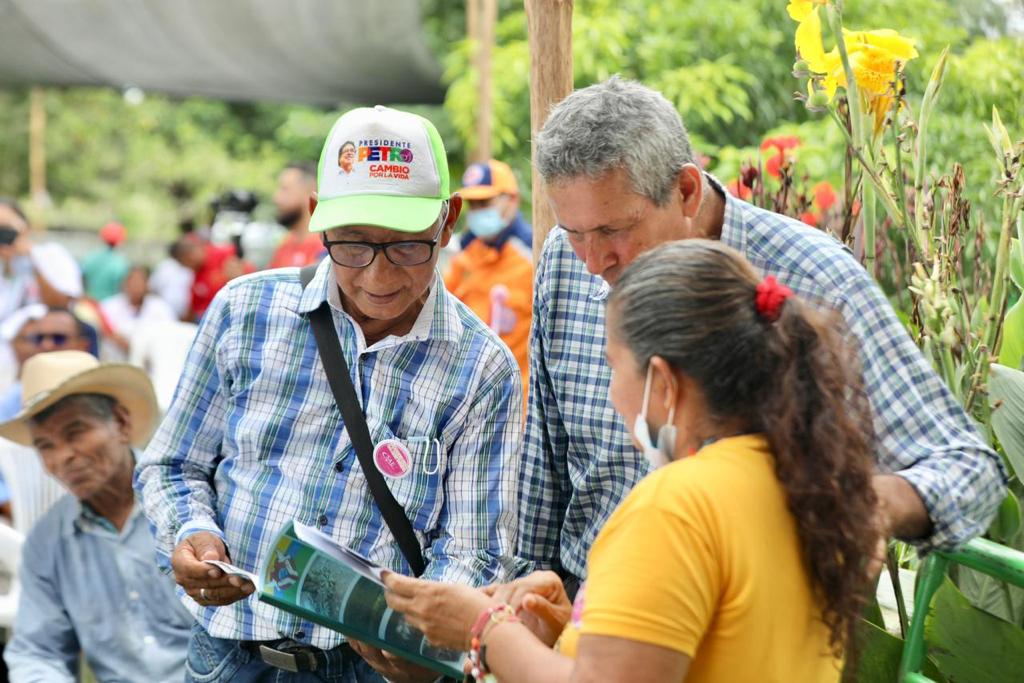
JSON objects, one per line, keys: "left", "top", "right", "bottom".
{"left": 189, "top": 237, "right": 254, "bottom": 321}
{"left": 268, "top": 162, "right": 325, "bottom": 269}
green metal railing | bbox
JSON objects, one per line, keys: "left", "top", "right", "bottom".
{"left": 897, "top": 537, "right": 1024, "bottom": 681}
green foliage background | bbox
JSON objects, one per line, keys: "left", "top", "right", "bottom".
{"left": 0, "top": 0, "right": 1019, "bottom": 243}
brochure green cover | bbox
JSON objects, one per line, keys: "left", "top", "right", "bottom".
{"left": 209, "top": 522, "right": 465, "bottom": 679}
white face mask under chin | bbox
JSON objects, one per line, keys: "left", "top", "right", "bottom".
{"left": 632, "top": 364, "right": 678, "bottom": 469}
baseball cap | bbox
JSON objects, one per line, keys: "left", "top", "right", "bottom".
{"left": 310, "top": 105, "right": 450, "bottom": 234}
{"left": 99, "top": 222, "right": 126, "bottom": 246}
{"left": 459, "top": 160, "right": 519, "bottom": 201}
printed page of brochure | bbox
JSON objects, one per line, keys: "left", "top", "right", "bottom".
{"left": 256, "top": 522, "right": 465, "bottom": 678}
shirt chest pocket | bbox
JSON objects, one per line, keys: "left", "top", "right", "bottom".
{"left": 363, "top": 420, "right": 447, "bottom": 535}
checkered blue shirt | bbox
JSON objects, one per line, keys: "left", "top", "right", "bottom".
{"left": 137, "top": 258, "right": 523, "bottom": 646}
{"left": 520, "top": 179, "right": 1008, "bottom": 580}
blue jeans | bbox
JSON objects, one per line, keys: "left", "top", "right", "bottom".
{"left": 185, "top": 624, "right": 388, "bottom": 683}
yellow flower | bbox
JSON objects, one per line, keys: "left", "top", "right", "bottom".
{"left": 793, "top": 3, "right": 828, "bottom": 71}
{"left": 786, "top": 0, "right": 828, "bottom": 22}
{"left": 795, "top": 16, "right": 918, "bottom": 135}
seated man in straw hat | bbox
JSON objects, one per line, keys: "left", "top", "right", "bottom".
{"left": 0, "top": 350, "right": 192, "bottom": 683}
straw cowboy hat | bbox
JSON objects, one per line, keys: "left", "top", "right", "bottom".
{"left": 0, "top": 350, "right": 158, "bottom": 447}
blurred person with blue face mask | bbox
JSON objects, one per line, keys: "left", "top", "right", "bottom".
{"left": 444, "top": 160, "right": 533, "bottom": 395}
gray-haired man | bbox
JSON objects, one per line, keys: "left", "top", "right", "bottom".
{"left": 519, "top": 76, "right": 1006, "bottom": 590}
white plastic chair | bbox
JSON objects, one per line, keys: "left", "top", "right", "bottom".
{"left": 0, "top": 438, "right": 67, "bottom": 537}
{"left": 0, "top": 521, "right": 24, "bottom": 628}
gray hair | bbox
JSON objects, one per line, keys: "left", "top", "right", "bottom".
{"left": 30, "top": 393, "right": 118, "bottom": 427}
{"left": 535, "top": 76, "right": 696, "bottom": 206}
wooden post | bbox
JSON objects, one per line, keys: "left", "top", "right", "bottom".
{"left": 29, "top": 87, "right": 48, "bottom": 218}
{"left": 473, "top": 0, "right": 497, "bottom": 164}
{"left": 525, "top": 0, "right": 573, "bottom": 263}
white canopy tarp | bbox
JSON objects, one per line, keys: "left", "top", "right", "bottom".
{"left": 0, "top": 0, "right": 444, "bottom": 105}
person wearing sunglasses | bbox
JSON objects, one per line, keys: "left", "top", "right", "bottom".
{"left": 0, "top": 304, "right": 90, "bottom": 520}
{"left": 1, "top": 304, "right": 90, "bottom": 421}
{"left": 137, "top": 106, "right": 524, "bottom": 683}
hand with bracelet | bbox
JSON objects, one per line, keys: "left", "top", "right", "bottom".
{"left": 383, "top": 571, "right": 632, "bottom": 683}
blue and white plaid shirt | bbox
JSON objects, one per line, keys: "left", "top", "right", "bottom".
{"left": 520, "top": 177, "right": 1008, "bottom": 580}
{"left": 137, "top": 258, "right": 523, "bottom": 646}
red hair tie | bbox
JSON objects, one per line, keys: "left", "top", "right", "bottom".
{"left": 755, "top": 275, "right": 793, "bottom": 322}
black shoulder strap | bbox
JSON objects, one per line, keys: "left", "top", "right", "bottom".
{"left": 299, "top": 265, "right": 426, "bottom": 576}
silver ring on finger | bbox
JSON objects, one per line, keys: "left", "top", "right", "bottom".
{"left": 200, "top": 587, "right": 208, "bottom": 602}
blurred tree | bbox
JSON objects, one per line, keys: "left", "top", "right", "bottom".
{"left": 0, "top": 0, "right": 1016, "bottom": 240}
{"left": 432, "top": 0, "right": 1019, "bottom": 223}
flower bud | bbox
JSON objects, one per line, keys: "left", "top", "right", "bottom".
{"left": 806, "top": 90, "right": 831, "bottom": 111}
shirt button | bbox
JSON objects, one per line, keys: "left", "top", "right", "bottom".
{"left": 128, "top": 591, "right": 140, "bottom": 601}
{"left": 143, "top": 635, "right": 156, "bottom": 646}
{"left": 334, "top": 461, "right": 344, "bottom": 473}
{"left": 318, "top": 514, "right": 329, "bottom": 527}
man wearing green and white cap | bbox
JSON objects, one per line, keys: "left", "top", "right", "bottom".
{"left": 137, "top": 106, "right": 524, "bottom": 682}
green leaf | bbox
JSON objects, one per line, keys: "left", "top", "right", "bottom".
{"left": 958, "top": 481, "right": 1024, "bottom": 626}
{"left": 1009, "top": 239, "right": 1024, "bottom": 292}
{"left": 998, "top": 299, "right": 1024, "bottom": 370}
{"left": 990, "top": 492, "right": 1023, "bottom": 544}
{"left": 842, "top": 620, "right": 946, "bottom": 683}
{"left": 925, "top": 578, "right": 1024, "bottom": 680}
{"left": 863, "top": 590, "right": 886, "bottom": 629}
{"left": 989, "top": 363, "right": 1024, "bottom": 478}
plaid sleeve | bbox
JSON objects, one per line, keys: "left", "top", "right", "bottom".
{"left": 517, "top": 232, "right": 572, "bottom": 573}
{"left": 135, "top": 284, "right": 235, "bottom": 560}
{"left": 423, "top": 345, "right": 524, "bottom": 586}
{"left": 840, "top": 272, "right": 1008, "bottom": 552}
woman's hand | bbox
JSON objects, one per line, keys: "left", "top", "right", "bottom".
{"left": 484, "top": 571, "right": 572, "bottom": 647}
{"left": 383, "top": 573, "right": 495, "bottom": 651}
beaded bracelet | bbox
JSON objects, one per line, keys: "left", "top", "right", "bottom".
{"left": 468, "top": 604, "right": 519, "bottom": 679}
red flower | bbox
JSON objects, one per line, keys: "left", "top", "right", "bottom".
{"left": 760, "top": 136, "right": 800, "bottom": 179}
{"left": 726, "top": 177, "right": 752, "bottom": 200}
{"left": 760, "top": 135, "right": 800, "bottom": 154}
{"left": 800, "top": 211, "right": 820, "bottom": 227}
{"left": 813, "top": 181, "right": 837, "bottom": 212}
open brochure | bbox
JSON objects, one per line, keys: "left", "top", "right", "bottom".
{"left": 204, "top": 522, "right": 464, "bottom": 678}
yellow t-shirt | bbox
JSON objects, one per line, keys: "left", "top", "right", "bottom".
{"left": 558, "top": 434, "right": 841, "bottom": 682}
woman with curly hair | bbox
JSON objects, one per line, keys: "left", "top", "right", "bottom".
{"left": 377, "top": 240, "right": 879, "bottom": 682}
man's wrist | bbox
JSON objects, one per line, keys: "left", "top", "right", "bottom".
{"left": 873, "top": 473, "right": 932, "bottom": 540}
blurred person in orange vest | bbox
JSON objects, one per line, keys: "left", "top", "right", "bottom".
{"left": 268, "top": 162, "right": 325, "bottom": 269}
{"left": 444, "top": 160, "right": 533, "bottom": 393}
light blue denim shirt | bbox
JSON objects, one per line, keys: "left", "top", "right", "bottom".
{"left": 4, "top": 494, "right": 193, "bottom": 682}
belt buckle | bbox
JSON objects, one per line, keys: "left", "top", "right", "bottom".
{"left": 258, "top": 644, "right": 317, "bottom": 672}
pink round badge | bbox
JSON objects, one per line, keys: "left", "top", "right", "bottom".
{"left": 373, "top": 439, "right": 412, "bottom": 479}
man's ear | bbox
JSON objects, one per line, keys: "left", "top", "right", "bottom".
{"left": 111, "top": 401, "right": 133, "bottom": 444}
{"left": 677, "top": 164, "right": 704, "bottom": 219}
{"left": 308, "top": 191, "right": 318, "bottom": 216}
{"left": 440, "top": 194, "right": 463, "bottom": 248}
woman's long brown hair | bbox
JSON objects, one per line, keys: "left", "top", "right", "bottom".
{"left": 609, "top": 239, "right": 877, "bottom": 659}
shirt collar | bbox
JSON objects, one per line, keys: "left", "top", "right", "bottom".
{"left": 67, "top": 499, "right": 144, "bottom": 538}
{"left": 297, "top": 257, "right": 462, "bottom": 347}
{"left": 708, "top": 172, "right": 746, "bottom": 254}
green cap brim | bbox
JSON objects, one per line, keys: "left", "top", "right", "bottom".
{"left": 309, "top": 194, "right": 445, "bottom": 234}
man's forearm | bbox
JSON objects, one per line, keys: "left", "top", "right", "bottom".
{"left": 873, "top": 473, "right": 933, "bottom": 540}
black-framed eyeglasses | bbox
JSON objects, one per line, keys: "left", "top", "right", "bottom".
{"left": 322, "top": 219, "right": 446, "bottom": 269}
{"left": 17, "top": 332, "right": 72, "bottom": 347}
